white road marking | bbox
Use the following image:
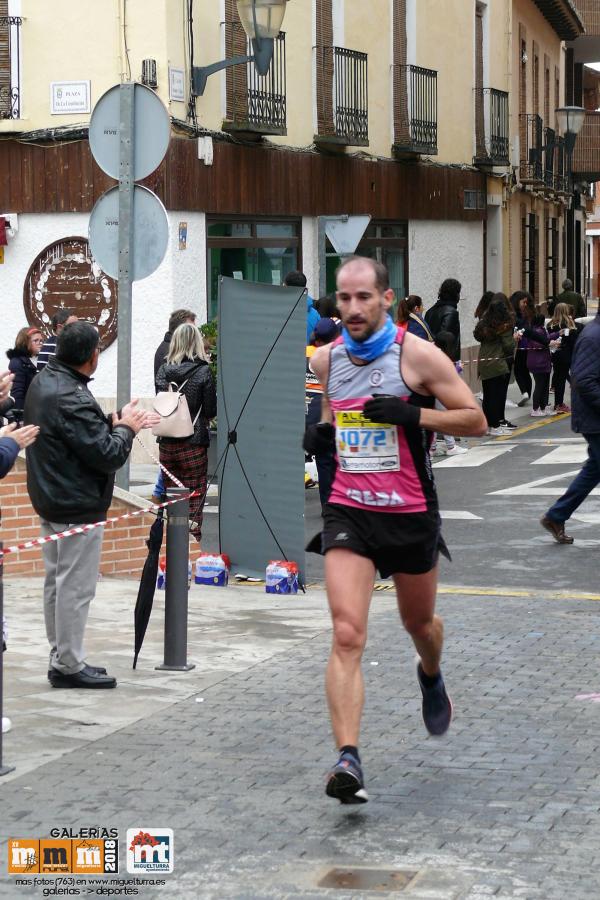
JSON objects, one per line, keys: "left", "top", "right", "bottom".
{"left": 433, "top": 445, "right": 515, "bottom": 467}
{"left": 204, "top": 506, "right": 219, "bottom": 513}
{"left": 490, "top": 470, "right": 600, "bottom": 496}
{"left": 572, "top": 513, "right": 600, "bottom": 524}
{"left": 532, "top": 446, "right": 588, "bottom": 465}
{"left": 440, "top": 511, "right": 483, "bottom": 520}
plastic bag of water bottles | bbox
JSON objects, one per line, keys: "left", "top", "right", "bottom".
{"left": 195, "top": 553, "right": 231, "bottom": 587}
{"left": 157, "top": 556, "right": 192, "bottom": 590}
{"left": 265, "top": 561, "right": 299, "bottom": 594}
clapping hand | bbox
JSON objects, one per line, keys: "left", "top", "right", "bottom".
{"left": 115, "top": 399, "right": 160, "bottom": 433}
{"left": 0, "top": 371, "right": 14, "bottom": 404}
{"left": 0, "top": 422, "right": 40, "bottom": 448}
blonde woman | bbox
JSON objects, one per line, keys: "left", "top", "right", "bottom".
{"left": 155, "top": 323, "right": 217, "bottom": 543}
{"left": 548, "top": 303, "right": 578, "bottom": 413}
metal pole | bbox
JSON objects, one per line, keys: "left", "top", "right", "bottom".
{"left": 0, "top": 542, "right": 15, "bottom": 776}
{"left": 116, "top": 82, "right": 135, "bottom": 491}
{"left": 318, "top": 216, "right": 327, "bottom": 301}
{"left": 156, "top": 488, "right": 195, "bottom": 671}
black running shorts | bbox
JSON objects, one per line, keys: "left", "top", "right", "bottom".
{"left": 311, "top": 503, "right": 450, "bottom": 577}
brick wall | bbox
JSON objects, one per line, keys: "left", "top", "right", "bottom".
{"left": 0, "top": 457, "right": 198, "bottom": 578}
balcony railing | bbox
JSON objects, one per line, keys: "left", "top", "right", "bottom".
{"left": 572, "top": 111, "right": 600, "bottom": 182}
{"left": 554, "top": 135, "right": 568, "bottom": 194}
{"left": 0, "top": 16, "right": 21, "bottom": 120}
{"left": 223, "top": 24, "right": 286, "bottom": 136}
{"left": 316, "top": 46, "right": 368, "bottom": 146}
{"left": 393, "top": 64, "right": 437, "bottom": 156}
{"left": 544, "top": 126, "right": 556, "bottom": 190}
{"left": 473, "top": 88, "right": 509, "bottom": 166}
{"left": 519, "top": 113, "right": 543, "bottom": 184}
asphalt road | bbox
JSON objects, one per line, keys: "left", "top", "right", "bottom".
{"left": 202, "top": 414, "right": 598, "bottom": 591}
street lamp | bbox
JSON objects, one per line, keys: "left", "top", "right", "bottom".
{"left": 556, "top": 105, "right": 586, "bottom": 155}
{"left": 556, "top": 105, "right": 586, "bottom": 287}
{"left": 192, "top": 0, "right": 288, "bottom": 96}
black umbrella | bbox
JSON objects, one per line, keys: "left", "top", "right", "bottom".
{"left": 133, "top": 510, "right": 164, "bottom": 669}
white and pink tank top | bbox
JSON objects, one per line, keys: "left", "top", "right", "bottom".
{"left": 327, "top": 327, "right": 437, "bottom": 514}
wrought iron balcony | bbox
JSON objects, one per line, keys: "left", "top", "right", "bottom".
{"left": 222, "top": 23, "right": 286, "bottom": 136}
{"left": 392, "top": 64, "right": 437, "bottom": 156}
{"left": 519, "top": 113, "right": 543, "bottom": 184}
{"left": 554, "top": 135, "right": 568, "bottom": 194}
{"left": 315, "top": 46, "right": 368, "bottom": 146}
{"left": 572, "top": 111, "right": 600, "bottom": 182}
{"left": 473, "top": 88, "right": 509, "bottom": 167}
{"left": 0, "top": 16, "right": 21, "bottom": 120}
{"left": 543, "top": 126, "right": 556, "bottom": 191}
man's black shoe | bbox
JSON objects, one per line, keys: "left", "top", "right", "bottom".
{"left": 47, "top": 665, "right": 107, "bottom": 681}
{"left": 48, "top": 665, "right": 117, "bottom": 689}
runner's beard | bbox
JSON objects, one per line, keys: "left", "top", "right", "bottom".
{"left": 345, "top": 319, "right": 378, "bottom": 342}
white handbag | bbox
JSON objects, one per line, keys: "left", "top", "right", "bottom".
{"left": 152, "top": 375, "right": 201, "bottom": 438}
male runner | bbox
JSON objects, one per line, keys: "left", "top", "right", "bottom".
{"left": 305, "top": 257, "right": 487, "bottom": 804}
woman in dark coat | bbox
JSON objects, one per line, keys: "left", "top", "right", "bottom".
{"left": 155, "top": 323, "right": 217, "bottom": 544}
{"left": 6, "top": 326, "right": 44, "bottom": 411}
{"left": 509, "top": 291, "right": 535, "bottom": 406}
{"left": 398, "top": 295, "right": 434, "bottom": 341}
{"left": 473, "top": 295, "right": 516, "bottom": 435}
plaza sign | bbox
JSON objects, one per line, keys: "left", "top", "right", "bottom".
{"left": 50, "top": 81, "right": 91, "bottom": 115}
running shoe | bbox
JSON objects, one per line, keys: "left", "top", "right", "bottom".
{"left": 325, "top": 751, "right": 369, "bottom": 804}
{"left": 517, "top": 393, "right": 530, "bottom": 407}
{"left": 445, "top": 445, "right": 468, "bottom": 455}
{"left": 555, "top": 403, "right": 571, "bottom": 413}
{"left": 416, "top": 660, "right": 453, "bottom": 736}
{"left": 499, "top": 419, "right": 518, "bottom": 429}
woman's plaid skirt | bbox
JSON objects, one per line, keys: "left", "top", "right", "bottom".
{"left": 159, "top": 442, "right": 209, "bottom": 543}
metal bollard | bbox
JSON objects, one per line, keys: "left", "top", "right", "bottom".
{"left": 0, "top": 542, "right": 15, "bottom": 775}
{"left": 156, "top": 488, "right": 195, "bottom": 672}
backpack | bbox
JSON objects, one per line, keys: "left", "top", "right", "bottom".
{"left": 152, "top": 370, "right": 201, "bottom": 438}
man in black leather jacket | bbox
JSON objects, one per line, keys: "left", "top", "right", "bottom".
{"left": 424, "top": 278, "right": 462, "bottom": 362}
{"left": 24, "top": 322, "right": 157, "bottom": 689}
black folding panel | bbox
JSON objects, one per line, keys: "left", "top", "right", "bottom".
{"left": 217, "top": 277, "right": 307, "bottom": 582}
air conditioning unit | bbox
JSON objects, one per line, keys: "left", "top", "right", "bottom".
{"left": 141, "top": 59, "right": 158, "bottom": 89}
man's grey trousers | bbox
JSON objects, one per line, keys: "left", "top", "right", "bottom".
{"left": 40, "top": 520, "right": 104, "bottom": 674}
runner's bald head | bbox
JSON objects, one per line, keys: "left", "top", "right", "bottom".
{"left": 336, "top": 257, "right": 389, "bottom": 294}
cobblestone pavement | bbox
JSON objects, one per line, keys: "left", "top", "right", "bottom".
{"left": 2, "top": 577, "right": 600, "bottom": 898}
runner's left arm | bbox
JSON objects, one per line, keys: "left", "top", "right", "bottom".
{"left": 364, "top": 335, "right": 487, "bottom": 437}
{"left": 410, "top": 338, "right": 487, "bottom": 436}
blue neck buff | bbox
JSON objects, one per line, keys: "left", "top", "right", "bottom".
{"left": 342, "top": 315, "right": 397, "bottom": 362}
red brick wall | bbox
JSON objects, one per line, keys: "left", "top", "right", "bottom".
{"left": 1, "top": 457, "right": 198, "bottom": 578}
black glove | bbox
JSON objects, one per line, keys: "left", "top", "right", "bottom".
{"left": 303, "top": 422, "right": 335, "bottom": 455}
{"left": 363, "top": 395, "right": 421, "bottom": 427}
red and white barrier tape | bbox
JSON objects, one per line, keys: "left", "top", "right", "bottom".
{"left": 135, "top": 435, "right": 186, "bottom": 490}
{"left": 0, "top": 491, "right": 200, "bottom": 559}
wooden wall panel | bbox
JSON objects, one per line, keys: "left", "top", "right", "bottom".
{"left": 0, "top": 137, "right": 486, "bottom": 222}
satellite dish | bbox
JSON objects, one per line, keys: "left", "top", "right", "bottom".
{"left": 89, "top": 83, "right": 170, "bottom": 181}
{"left": 89, "top": 185, "right": 170, "bottom": 282}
